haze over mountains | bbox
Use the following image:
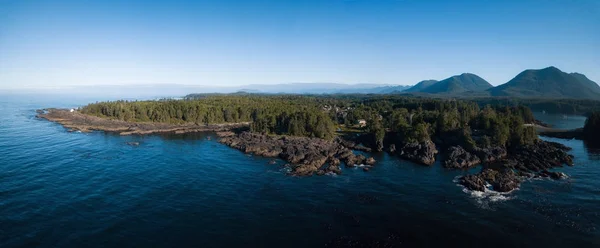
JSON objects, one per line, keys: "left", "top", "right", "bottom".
{"left": 8, "top": 66, "right": 597, "bottom": 100}
{"left": 230, "top": 66, "right": 599, "bottom": 99}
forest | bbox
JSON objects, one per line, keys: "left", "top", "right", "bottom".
{"left": 469, "top": 97, "right": 600, "bottom": 115}
{"left": 81, "top": 94, "right": 539, "bottom": 150}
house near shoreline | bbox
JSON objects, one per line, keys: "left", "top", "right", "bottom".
{"left": 357, "top": 119, "right": 367, "bottom": 127}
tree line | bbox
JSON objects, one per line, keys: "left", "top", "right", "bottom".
{"left": 82, "top": 94, "right": 539, "bottom": 149}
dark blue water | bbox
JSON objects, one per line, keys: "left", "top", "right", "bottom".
{"left": 1, "top": 95, "right": 599, "bottom": 247}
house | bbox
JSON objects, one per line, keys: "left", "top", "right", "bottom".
{"left": 70, "top": 109, "right": 75, "bottom": 113}
{"left": 357, "top": 119, "right": 367, "bottom": 127}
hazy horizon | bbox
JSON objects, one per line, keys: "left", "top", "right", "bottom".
{"left": 1, "top": 0, "right": 599, "bottom": 91}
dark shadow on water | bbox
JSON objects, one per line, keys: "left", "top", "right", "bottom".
{"left": 157, "top": 131, "right": 213, "bottom": 141}
{"left": 583, "top": 140, "right": 600, "bottom": 160}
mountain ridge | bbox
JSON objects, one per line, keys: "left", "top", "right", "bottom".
{"left": 488, "top": 66, "right": 600, "bottom": 99}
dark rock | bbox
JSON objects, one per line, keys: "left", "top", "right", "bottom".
{"left": 399, "top": 140, "right": 438, "bottom": 166}
{"left": 388, "top": 144, "right": 396, "bottom": 153}
{"left": 326, "top": 165, "right": 342, "bottom": 175}
{"left": 355, "top": 155, "right": 366, "bottom": 165}
{"left": 491, "top": 169, "right": 520, "bottom": 192}
{"left": 459, "top": 168, "right": 521, "bottom": 192}
{"left": 365, "top": 157, "right": 376, "bottom": 165}
{"left": 126, "top": 142, "right": 140, "bottom": 146}
{"left": 375, "top": 140, "right": 384, "bottom": 152}
{"left": 518, "top": 171, "right": 535, "bottom": 178}
{"left": 216, "top": 131, "right": 235, "bottom": 137}
{"left": 539, "top": 170, "right": 567, "bottom": 180}
{"left": 328, "top": 157, "right": 341, "bottom": 167}
{"left": 474, "top": 146, "right": 507, "bottom": 163}
{"left": 508, "top": 140, "right": 574, "bottom": 173}
{"left": 459, "top": 174, "right": 486, "bottom": 192}
{"left": 343, "top": 154, "right": 357, "bottom": 167}
{"left": 443, "top": 146, "right": 481, "bottom": 169}
{"left": 334, "top": 137, "right": 372, "bottom": 152}
{"left": 220, "top": 131, "right": 375, "bottom": 176}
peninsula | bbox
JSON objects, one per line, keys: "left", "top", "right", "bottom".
{"left": 38, "top": 94, "right": 596, "bottom": 193}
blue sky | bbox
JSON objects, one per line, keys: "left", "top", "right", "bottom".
{"left": 1, "top": 0, "right": 599, "bottom": 90}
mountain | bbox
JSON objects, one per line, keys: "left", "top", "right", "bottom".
{"left": 366, "top": 85, "right": 412, "bottom": 94}
{"left": 404, "top": 80, "right": 438, "bottom": 93}
{"left": 409, "top": 73, "right": 492, "bottom": 94}
{"left": 489, "top": 67, "right": 600, "bottom": 99}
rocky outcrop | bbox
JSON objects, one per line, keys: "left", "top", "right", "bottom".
{"left": 366, "top": 157, "right": 376, "bottom": 165}
{"left": 507, "top": 140, "right": 574, "bottom": 173}
{"left": 459, "top": 140, "right": 573, "bottom": 192}
{"left": 388, "top": 144, "right": 396, "bottom": 153}
{"left": 459, "top": 174, "right": 487, "bottom": 192}
{"left": 473, "top": 146, "right": 507, "bottom": 163}
{"left": 220, "top": 132, "right": 376, "bottom": 176}
{"left": 443, "top": 146, "right": 481, "bottom": 169}
{"left": 538, "top": 170, "right": 568, "bottom": 180}
{"left": 375, "top": 140, "right": 384, "bottom": 152}
{"left": 459, "top": 168, "right": 521, "bottom": 192}
{"left": 399, "top": 140, "right": 438, "bottom": 166}
{"left": 335, "top": 137, "right": 372, "bottom": 152}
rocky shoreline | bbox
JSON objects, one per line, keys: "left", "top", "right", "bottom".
{"left": 457, "top": 140, "right": 573, "bottom": 192}
{"left": 40, "top": 108, "right": 576, "bottom": 192}
{"left": 37, "top": 108, "right": 250, "bottom": 135}
{"left": 218, "top": 131, "right": 376, "bottom": 176}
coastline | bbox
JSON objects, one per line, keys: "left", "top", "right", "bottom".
{"left": 37, "top": 108, "right": 250, "bottom": 135}
{"left": 38, "top": 108, "right": 577, "bottom": 190}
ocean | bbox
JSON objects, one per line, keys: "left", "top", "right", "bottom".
{"left": 1, "top": 94, "right": 599, "bottom": 247}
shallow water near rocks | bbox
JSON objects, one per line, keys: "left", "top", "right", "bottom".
{"left": 1, "top": 95, "right": 599, "bottom": 247}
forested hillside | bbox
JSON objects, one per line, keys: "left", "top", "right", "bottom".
{"left": 488, "top": 67, "right": 600, "bottom": 99}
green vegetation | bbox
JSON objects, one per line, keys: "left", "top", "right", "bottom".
{"left": 471, "top": 97, "right": 600, "bottom": 115}
{"left": 82, "top": 94, "right": 538, "bottom": 148}
{"left": 81, "top": 95, "right": 336, "bottom": 139}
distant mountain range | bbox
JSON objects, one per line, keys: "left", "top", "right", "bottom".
{"left": 228, "top": 66, "right": 599, "bottom": 99}
{"left": 234, "top": 83, "right": 411, "bottom": 94}
{"left": 21, "top": 66, "right": 597, "bottom": 100}
{"left": 403, "top": 66, "right": 600, "bottom": 99}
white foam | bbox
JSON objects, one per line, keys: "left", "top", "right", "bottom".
{"left": 353, "top": 164, "right": 371, "bottom": 168}
{"left": 325, "top": 171, "right": 338, "bottom": 177}
{"left": 455, "top": 175, "right": 517, "bottom": 208}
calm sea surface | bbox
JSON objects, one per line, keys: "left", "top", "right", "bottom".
{"left": 1, "top": 95, "right": 599, "bottom": 247}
